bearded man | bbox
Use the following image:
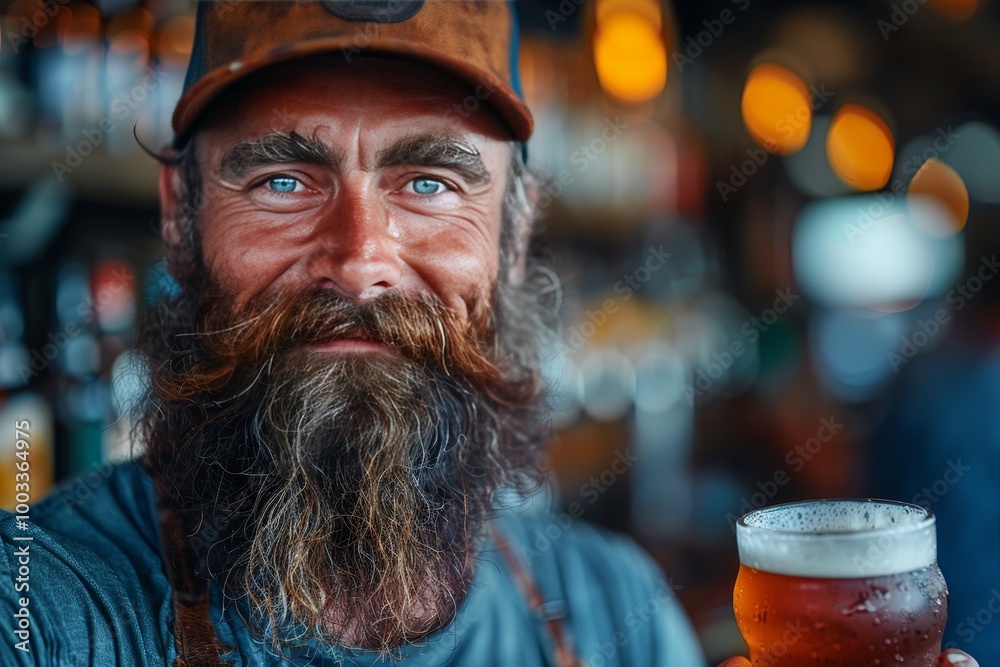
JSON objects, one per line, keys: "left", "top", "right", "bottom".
{"left": 0, "top": 2, "right": 979, "bottom": 667}
{"left": 0, "top": 2, "right": 702, "bottom": 665}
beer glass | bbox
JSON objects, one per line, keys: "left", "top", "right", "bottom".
{"left": 734, "top": 499, "right": 948, "bottom": 666}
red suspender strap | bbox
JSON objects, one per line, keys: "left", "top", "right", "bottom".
{"left": 155, "top": 486, "right": 230, "bottom": 667}
{"left": 491, "top": 524, "right": 585, "bottom": 667}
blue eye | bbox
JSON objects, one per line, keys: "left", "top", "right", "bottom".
{"left": 267, "top": 177, "right": 299, "bottom": 193}
{"left": 411, "top": 178, "right": 444, "bottom": 195}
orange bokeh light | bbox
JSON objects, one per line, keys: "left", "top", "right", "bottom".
{"left": 596, "top": 0, "right": 662, "bottom": 30}
{"left": 109, "top": 28, "right": 149, "bottom": 61}
{"left": 59, "top": 4, "right": 101, "bottom": 54}
{"left": 928, "top": 0, "right": 978, "bottom": 21}
{"left": 156, "top": 15, "right": 195, "bottom": 64}
{"left": 827, "top": 103, "right": 895, "bottom": 191}
{"left": 741, "top": 62, "right": 812, "bottom": 155}
{"left": 106, "top": 7, "right": 153, "bottom": 40}
{"left": 593, "top": 10, "right": 667, "bottom": 104}
{"left": 908, "top": 158, "right": 970, "bottom": 234}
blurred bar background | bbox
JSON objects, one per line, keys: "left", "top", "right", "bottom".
{"left": 1, "top": 0, "right": 999, "bottom": 662}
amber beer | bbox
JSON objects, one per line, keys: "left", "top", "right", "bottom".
{"left": 734, "top": 499, "right": 948, "bottom": 666}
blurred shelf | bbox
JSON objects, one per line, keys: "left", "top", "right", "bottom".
{"left": 0, "top": 139, "right": 159, "bottom": 207}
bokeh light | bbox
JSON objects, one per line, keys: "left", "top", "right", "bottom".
{"left": 793, "top": 196, "right": 963, "bottom": 311}
{"left": 928, "top": 0, "right": 979, "bottom": 21}
{"left": 581, "top": 348, "right": 636, "bottom": 421}
{"left": 934, "top": 121, "right": 1000, "bottom": 204}
{"left": 771, "top": 10, "right": 869, "bottom": 91}
{"left": 827, "top": 103, "right": 895, "bottom": 191}
{"left": 810, "top": 310, "right": 907, "bottom": 402}
{"left": 908, "top": 158, "right": 970, "bottom": 235}
{"left": 109, "top": 28, "right": 149, "bottom": 60}
{"left": 156, "top": 16, "right": 196, "bottom": 65}
{"left": 741, "top": 62, "right": 812, "bottom": 155}
{"left": 596, "top": 0, "right": 662, "bottom": 30}
{"left": 58, "top": 4, "right": 102, "bottom": 55}
{"left": 105, "top": 7, "right": 153, "bottom": 41}
{"left": 593, "top": 8, "right": 667, "bottom": 104}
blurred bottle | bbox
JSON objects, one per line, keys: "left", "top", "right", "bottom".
{"left": 0, "top": 272, "right": 54, "bottom": 508}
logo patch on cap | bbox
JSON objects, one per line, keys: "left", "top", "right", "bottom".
{"left": 321, "top": 0, "right": 425, "bottom": 23}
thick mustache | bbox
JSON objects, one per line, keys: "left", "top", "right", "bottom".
{"left": 210, "top": 289, "right": 461, "bottom": 362}
{"left": 287, "top": 295, "right": 440, "bottom": 351}
{"left": 151, "top": 286, "right": 530, "bottom": 406}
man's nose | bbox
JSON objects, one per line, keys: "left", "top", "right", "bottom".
{"left": 307, "top": 187, "right": 403, "bottom": 299}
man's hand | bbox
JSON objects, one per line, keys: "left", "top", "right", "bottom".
{"left": 717, "top": 649, "right": 978, "bottom": 667}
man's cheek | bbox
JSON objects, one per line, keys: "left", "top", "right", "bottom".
{"left": 437, "top": 259, "right": 496, "bottom": 315}
{"left": 203, "top": 245, "right": 300, "bottom": 312}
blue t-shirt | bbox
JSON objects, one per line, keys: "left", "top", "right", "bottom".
{"left": 0, "top": 461, "right": 704, "bottom": 666}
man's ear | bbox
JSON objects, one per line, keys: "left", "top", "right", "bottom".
{"left": 158, "top": 152, "right": 190, "bottom": 282}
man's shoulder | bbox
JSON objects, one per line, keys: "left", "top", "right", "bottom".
{"left": 31, "top": 459, "right": 160, "bottom": 551}
{"left": 491, "top": 511, "right": 705, "bottom": 666}
{"left": 0, "top": 460, "right": 174, "bottom": 665}
{"left": 496, "top": 509, "right": 660, "bottom": 583}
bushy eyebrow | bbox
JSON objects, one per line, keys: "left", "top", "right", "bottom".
{"left": 218, "top": 131, "right": 491, "bottom": 186}
{"left": 374, "top": 135, "right": 491, "bottom": 186}
{"left": 220, "top": 131, "right": 337, "bottom": 179}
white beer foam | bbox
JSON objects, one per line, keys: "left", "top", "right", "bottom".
{"left": 737, "top": 500, "right": 937, "bottom": 578}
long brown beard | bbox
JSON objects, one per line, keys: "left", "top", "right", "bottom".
{"left": 138, "top": 279, "right": 550, "bottom": 655}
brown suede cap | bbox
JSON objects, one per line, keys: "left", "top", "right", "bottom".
{"left": 173, "top": 0, "right": 533, "bottom": 142}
